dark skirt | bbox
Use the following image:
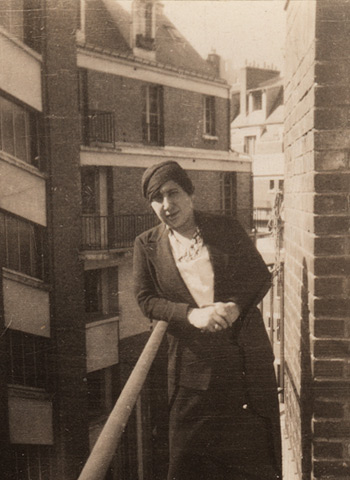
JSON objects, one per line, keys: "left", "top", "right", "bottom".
{"left": 168, "top": 370, "right": 281, "bottom": 480}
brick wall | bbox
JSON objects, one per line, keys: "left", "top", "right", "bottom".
{"left": 284, "top": 1, "right": 350, "bottom": 478}
{"left": 43, "top": 2, "right": 90, "bottom": 478}
{"left": 86, "top": 71, "right": 229, "bottom": 150}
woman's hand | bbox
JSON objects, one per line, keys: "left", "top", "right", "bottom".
{"left": 214, "top": 302, "right": 240, "bottom": 327}
{"left": 187, "top": 306, "right": 230, "bottom": 332}
{"left": 187, "top": 302, "right": 240, "bottom": 333}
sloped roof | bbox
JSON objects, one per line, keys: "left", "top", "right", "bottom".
{"left": 255, "top": 75, "right": 283, "bottom": 90}
{"left": 98, "top": 0, "right": 220, "bottom": 81}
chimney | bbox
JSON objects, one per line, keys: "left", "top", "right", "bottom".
{"left": 239, "top": 67, "right": 248, "bottom": 118}
{"left": 131, "top": 0, "right": 157, "bottom": 60}
{"left": 207, "top": 50, "right": 222, "bottom": 78}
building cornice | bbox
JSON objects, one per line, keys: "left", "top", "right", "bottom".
{"left": 77, "top": 44, "right": 230, "bottom": 99}
{"left": 80, "top": 144, "right": 251, "bottom": 172}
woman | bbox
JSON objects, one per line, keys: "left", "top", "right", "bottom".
{"left": 133, "top": 161, "right": 282, "bottom": 480}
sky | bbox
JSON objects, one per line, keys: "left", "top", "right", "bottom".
{"left": 119, "top": 0, "right": 286, "bottom": 73}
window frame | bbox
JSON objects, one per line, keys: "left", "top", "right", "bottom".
{"left": 0, "top": 95, "right": 41, "bottom": 169}
{"left": 220, "top": 172, "right": 237, "bottom": 216}
{"left": 243, "top": 135, "right": 256, "bottom": 154}
{"left": 203, "top": 95, "right": 216, "bottom": 137}
{"left": 142, "top": 85, "right": 164, "bottom": 146}
{"left": 8, "top": 330, "right": 50, "bottom": 389}
{"left": 252, "top": 90, "right": 262, "bottom": 111}
{"left": 0, "top": 209, "right": 46, "bottom": 280}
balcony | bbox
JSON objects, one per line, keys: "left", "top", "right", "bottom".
{"left": 81, "top": 110, "right": 115, "bottom": 147}
{"left": 82, "top": 214, "right": 159, "bottom": 250}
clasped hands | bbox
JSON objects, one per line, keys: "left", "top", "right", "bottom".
{"left": 187, "top": 302, "right": 240, "bottom": 333}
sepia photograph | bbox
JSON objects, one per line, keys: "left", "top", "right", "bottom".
{"left": 0, "top": 0, "right": 349, "bottom": 479}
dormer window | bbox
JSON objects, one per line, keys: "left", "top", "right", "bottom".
{"left": 252, "top": 91, "right": 262, "bottom": 111}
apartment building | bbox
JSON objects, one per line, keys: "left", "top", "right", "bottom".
{"left": 0, "top": 1, "right": 251, "bottom": 479}
{"left": 231, "top": 66, "right": 284, "bottom": 230}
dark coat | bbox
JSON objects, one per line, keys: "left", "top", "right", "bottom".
{"left": 133, "top": 211, "right": 281, "bottom": 470}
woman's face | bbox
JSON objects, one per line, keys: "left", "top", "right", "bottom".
{"left": 150, "top": 180, "right": 195, "bottom": 234}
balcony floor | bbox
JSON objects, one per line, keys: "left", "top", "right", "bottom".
{"left": 280, "top": 405, "right": 299, "bottom": 480}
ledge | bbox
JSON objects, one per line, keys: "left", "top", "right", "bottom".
{"left": 0, "top": 150, "right": 46, "bottom": 179}
{"left": 2, "top": 267, "right": 49, "bottom": 291}
{"left": 202, "top": 134, "right": 219, "bottom": 142}
{"left": 8, "top": 384, "right": 51, "bottom": 401}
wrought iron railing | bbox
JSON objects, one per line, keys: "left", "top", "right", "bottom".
{"left": 82, "top": 110, "right": 115, "bottom": 146}
{"left": 81, "top": 211, "right": 263, "bottom": 251}
{"left": 81, "top": 214, "right": 159, "bottom": 250}
{"left": 253, "top": 207, "right": 272, "bottom": 231}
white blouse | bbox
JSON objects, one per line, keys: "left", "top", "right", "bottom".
{"left": 168, "top": 228, "right": 214, "bottom": 307}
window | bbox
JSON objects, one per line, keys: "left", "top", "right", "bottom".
{"left": 269, "top": 179, "right": 275, "bottom": 191}
{"left": 84, "top": 269, "right": 102, "bottom": 314}
{"left": 84, "top": 267, "right": 118, "bottom": 317}
{"left": 252, "top": 90, "right": 262, "bottom": 111}
{"left": 244, "top": 135, "right": 256, "bottom": 154}
{"left": 142, "top": 86, "right": 163, "bottom": 145}
{"left": 220, "top": 173, "right": 237, "bottom": 216}
{"left": 8, "top": 330, "right": 50, "bottom": 389}
{"left": 81, "top": 167, "right": 99, "bottom": 215}
{"left": 278, "top": 179, "right": 284, "bottom": 191}
{"left": 87, "top": 367, "right": 116, "bottom": 421}
{"left": 0, "top": 0, "right": 42, "bottom": 53}
{"left": 12, "top": 445, "right": 52, "bottom": 480}
{"left": 276, "top": 318, "right": 281, "bottom": 342}
{"left": 0, "top": 210, "right": 45, "bottom": 280}
{"left": 203, "top": 96, "right": 216, "bottom": 136}
{"left": 0, "top": 96, "right": 41, "bottom": 168}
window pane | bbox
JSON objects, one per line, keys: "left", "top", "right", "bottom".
{"left": 84, "top": 269, "right": 101, "bottom": 313}
{"left": 9, "top": 330, "right": 25, "bottom": 385}
{"left": 14, "top": 106, "right": 29, "bottom": 162}
{"left": 81, "top": 168, "right": 98, "bottom": 214}
{"left": 204, "top": 96, "right": 215, "bottom": 135}
{"left": 0, "top": 212, "right": 6, "bottom": 267}
{"left": 1, "top": 97, "right": 15, "bottom": 156}
{"left": 87, "top": 369, "right": 105, "bottom": 419}
{"left": 6, "top": 216, "right": 20, "bottom": 271}
{"left": 19, "top": 221, "right": 32, "bottom": 276}
{"left": 252, "top": 91, "right": 262, "bottom": 110}
{"left": 24, "top": 334, "right": 36, "bottom": 387}
{"left": 9, "top": 331, "right": 49, "bottom": 388}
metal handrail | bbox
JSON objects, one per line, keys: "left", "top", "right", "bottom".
{"left": 78, "top": 320, "right": 168, "bottom": 480}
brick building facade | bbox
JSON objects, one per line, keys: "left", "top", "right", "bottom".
{"left": 0, "top": 1, "right": 251, "bottom": 479}
{"left": 284, "top": 1, "right": 350, "bottom": 478}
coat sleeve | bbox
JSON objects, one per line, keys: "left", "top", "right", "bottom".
{"left": 133, "top": 235, "right": 191, "bottom": 328}
{"left": 226, "top": 218, "right": 272, "bottom": 317}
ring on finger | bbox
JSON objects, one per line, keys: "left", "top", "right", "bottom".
{"left": 214, "top": 324, "right": 220, "bottom": 330}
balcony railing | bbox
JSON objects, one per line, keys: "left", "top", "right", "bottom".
{"left": 82, "top": 110, "right": 115, "bottom": 146}
{"left": 82, "top": 214, "right": 159, "bottom": 250}
{"left": 81, "top": 211, "right": 263, "bottom": 251}
{"left": 77, "top": 262, "right": 285, "bottom": 480}
{"left": 253, "top": 207, "right": 272, "bottom": 232}
{"left": 78, "top": 320, "right": 168, "bottom": 480}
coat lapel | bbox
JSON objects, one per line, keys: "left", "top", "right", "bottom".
{"left": 196, "top": 211, "right": 231, "bottom": 302}
{"left": 146, "top": 224, "right": 196, "bottom": 305}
